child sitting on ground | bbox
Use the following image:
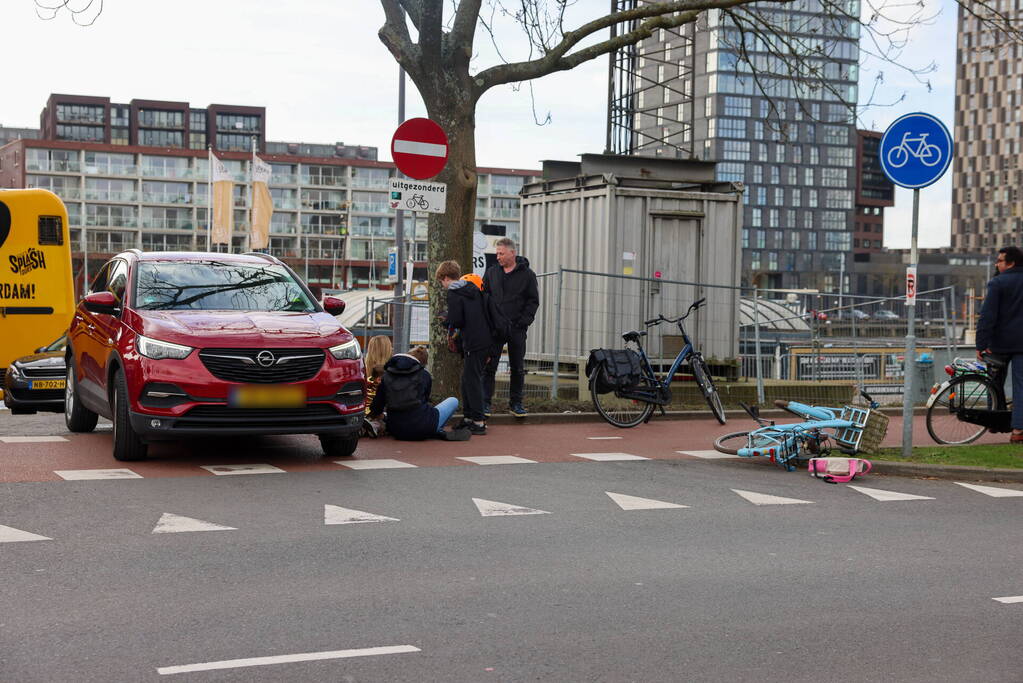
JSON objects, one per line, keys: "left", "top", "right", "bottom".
{"left": 367, "top": 346, "right": 465, "bottom": 440}
{"left": 362, "top": 335, "right": 392, "bottom": 438}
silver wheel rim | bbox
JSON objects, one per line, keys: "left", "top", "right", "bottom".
{"left": 65, "top": 366, "right": 74, "bottom": 414}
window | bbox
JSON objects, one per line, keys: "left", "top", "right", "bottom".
{"left": 56, "top": 124, "right": 103, "bottom": 142}
{"left": 824, "top": 231, "right": 851, "bottom": 251}
{"left": 824, "top": 190, "right": 853, "bottom": 209}
{"left": 721, "top": 140, "right": 751, "bottom": 160}
{"left": 303, "top": 165, "right": 346, "bottom": 186}
{"left": 719, "top": 118, "right": 746, "bottom": 138}
{"left": 56, "top": 103, "right": 104, "bottom": 124}
{"left": 809, "top": 147, "right": 820, "bottom": 165}
{"left": 752, "top": 166, "right": 763, "bottom": 183}
{"left": 791, "top": 189, "right": 801, "bottom": 207}
{"left": 139, "top": 130, "right": 184, "bottom": 147}
{"left": 821, "top": 168, "right": 848, "bottom": 187}
{"left": 773, "top": 188, "right": 784, "bottom": 206}
{"left": 138, "top": 109, "right": 184, "bottom": 128}
{"left": 717, "top": 162, "right": 745, "bottom": 182}
{"left": 826, "top": 147, "right": 855, "bottom": 167}
{"left": 302, "top": 213, "right": 348, "bottom": 235}
{"left": 756, "top": 187, "right": 766, "bottom": 204}
{"left": 807, "top": 232, "right": 818, "bottom": 250}
{"left": 750, "top": 208, "right": 762, "bottom": 227}
{"left": 723, "top": 96, "right": 751, "bottom": 117}
{"left": 821, "top": 211, "right": 845, "bottom": 230}
{"left": 823, "top": 125, "right": 848, "bottom": 145}
{"left": 216, "top": 114, "right": 260, "bottom": 132}
{"left": 216, "top": 133, "right": 256, "bottom": 152}
{"left": 808, "top": 189, "right": 818, "bottom": 207}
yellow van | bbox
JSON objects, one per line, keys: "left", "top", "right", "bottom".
{"left": 0, "top": 189, "right": 74, "bottom": 373}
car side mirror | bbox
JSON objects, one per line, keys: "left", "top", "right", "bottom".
{"left": 83, "top": 291, "right": 119, "bottom": 316}
{"left": 323, "top": 296, "right": 345, "bottom": 316}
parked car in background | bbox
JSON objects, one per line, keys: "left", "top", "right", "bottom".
{"left": 66, "top": 250, "right": 366, "bottom": 462}
{"left": 3, "top": 336, "right": 67, "bottom": 414}
{"left": 873, "top": 309, "right": 900, "bottom": 320}
{"left": 833, "top": 308, "right": 870, "bottom": 321}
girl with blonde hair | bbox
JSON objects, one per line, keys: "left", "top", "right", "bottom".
{"left": 362, "top": 335, "right": 392, "bottom": 437}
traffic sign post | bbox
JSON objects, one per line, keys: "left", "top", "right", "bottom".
{"left": 879, "top": 112, "right": 953, "bottom": 458}
{"left": 389, "top": 117, "right": 449, "bottom": 352}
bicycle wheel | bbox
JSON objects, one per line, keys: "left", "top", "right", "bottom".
{"left": 713, "top": 431, "right": 750, "bottom": 455}
{"left": 590, "top": 369, "right": 655, "bottom": 428}
{"left": 690, "top": 355, "right": 726, "bottom": 424}
{"left": 926, "top": 374, "right": 996, "bottom": 445}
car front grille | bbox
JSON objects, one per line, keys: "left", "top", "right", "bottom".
{"left": 8, "top": 388, "right": 64, "bottom": 401}
{"left": 198, "top": 348, "right": 325, "bottom": 384}
{"left": 175, "top": 403, "right": 342, "bottom": 429}
{"left": 21, "top": 367, "right": 65, "bottom": 379}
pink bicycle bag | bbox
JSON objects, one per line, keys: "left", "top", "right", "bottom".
{"left": 807, "top": 457, "right": 872, "bottom": 484}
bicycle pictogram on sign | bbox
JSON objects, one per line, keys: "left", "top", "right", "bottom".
{"left": 886, "top": 132, "right": 942, "bottom": 169}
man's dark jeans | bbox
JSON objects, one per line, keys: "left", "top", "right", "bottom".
{"left": 1013, "top": 354, "right": 1023, "bottom": 430}
{"left": 462, "top": 349, "right": 487, "bottom": 422}
{"left": 484, "top": 328, "right": 527, "bottom": 406}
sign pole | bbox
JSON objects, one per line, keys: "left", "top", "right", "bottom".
{"left": 901, "top": 188, "right": 920, "bottom": 458}
{"left": 393, "top": 59, "right": 408, "bottom": 353}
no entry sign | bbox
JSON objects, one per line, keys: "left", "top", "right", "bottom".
{"left": 391, "top": 118, "right": 449, "bottom": 180}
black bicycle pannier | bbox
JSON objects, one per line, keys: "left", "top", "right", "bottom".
{"left": 586, "top": 348, "right": 642, "bottom": 392}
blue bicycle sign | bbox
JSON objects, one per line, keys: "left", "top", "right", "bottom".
{"left": 879, "top": 112, "right": 953, "bottom": 189}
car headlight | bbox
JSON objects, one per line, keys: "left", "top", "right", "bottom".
{"left": 137, "top": 334, "right": 194, "bottom": 360}
{"left": 329, "top": 338, "right": 361, "bottom": 361}
{"left": 8, "top": 364, "right": 22, "bottom": 381}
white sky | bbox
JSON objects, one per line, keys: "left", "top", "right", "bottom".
{"left": 1, "top": 0, "right": 959, "bottom": 248}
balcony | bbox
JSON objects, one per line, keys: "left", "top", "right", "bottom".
{"left": 349, "top": 177, "right": 389, "bottom": 189}
{"left": 268, "top": 246, "right": 301, "bottom": 258}
{"left": 301, "top": 199, "right": 347, "bottom": 211}
{"left": 272, "top": 198, "right": 298, "bottom": 210}
{"left": 272, "top": 173, "right": 298, "bottom": 185}
{"left": 142, "top": 192, "right": 192, "bottom": 205}
{"left": 301, "top": 175, "right": 347, "bottom": 188}
{"left": 27, "top": 160, "right": 81, "bottom": 173}
{"left": 475, "top": 207, "right": 490, "bottom": 219}
{"left": 84, "top": 189, "right": 138, "bottom": 203}
{"left": 140, "top": 165, "right": 192, "bottom": 180}
{"left": 300, "top": 224, "right": 347, "bottom": 235}
{"left": 491, "top": 208, "right": 521, "bottom": 219}
{"left": 350, "top": 202, "right": 390, "bottom": 213}
{"left": 141, "top": 218, "right": 194, "bottom": 231}
{"left": 476, "top": 183, "right": 491, "bottom": 195}
{"left": 85, "top": 216, "right": 138, "bottom": 228}
{"left": 51, "top": 187, "right": 82, "bottom": 201}
{"left": 270, "top": 224, "right": 298, "bottom": 235}
{"left": 83, "top": 163, "right": 137, "bottom": 177}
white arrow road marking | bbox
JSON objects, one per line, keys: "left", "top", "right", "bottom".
{"left": 0, "top": 524, "right": 51, "bottom": 543}
{"left": 472, "top": 498, "right": 550, "bottom": 517}
{"left": 677, "top": 450, "right": 740, "bottom": 459}
{"left": 571, "top": 452, "right": 648, "bottom": 461}
{"left": 324, "top": 505, "right": 399, "bottom": 525}
{"left": 0, "top": 436, "right": 67, "bottom": 443}
{"left": 338, "top": 459, "right": 417, "bottom": 469}
{"left": 606, "top": 492, "right": 689, "bottom": 510}
{"left": 993, "top": 595, "right": 1023, "bottom": 604}
{"left": 55, "top": 468, "right": 142, "bottom": 480}
{"left": 587, "top": 436, "right": 623, "bottom": 440}
{"left": 732, "top": 489, "right": 815, "bottom": 506}
{"left": 152, "top": 513, "right": 236, "bottom": 534}
{"left": 201, "top": 464, "right": 285, "bottom": 475}
{"left": 847, "top": 485, "right": 935, "bottom": 502}
{"left": 393, "top": 139, "right": 446, "bottom": 157}
{"left": 457, "top": 455, "right": 536, "bottom": 465}
{"left": 156, "top": 644, "right": 421, "bottom": 675}
{"left": 954, "top": 482, "right": 1023, "bottom": 497}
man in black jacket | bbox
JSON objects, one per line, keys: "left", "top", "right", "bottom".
{"left": 976, "top": 245, "right": 1023, "bottom": 443}
{"left": 483, "top": 237, "right": 539, "bottom": 417}
{"left": 438, "top": 260, "right": 489, "bottom": 435}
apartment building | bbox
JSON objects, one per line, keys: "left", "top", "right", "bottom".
{"left": 853, "top": 129, "right": 894, "bottom": 256}
{"left": 951, "top": 3, "right": 1023, "bottom": 251}
{"left": 0, "top": 94, "right": 537, "bottom": 292}
{"left": 612, "top": 2, "right": 862, "bottom": 291}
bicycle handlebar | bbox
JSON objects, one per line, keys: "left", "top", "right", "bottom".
{"left": 644, "top": 299, "right": 707, "bottom": 327}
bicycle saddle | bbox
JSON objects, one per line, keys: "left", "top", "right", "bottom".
{"left": 622, "top": 330, "right": 647, "bottom": 342}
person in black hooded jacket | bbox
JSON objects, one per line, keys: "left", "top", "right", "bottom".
{"left": 368, "top": 348, "right": 459, "bottom": 440}
{"left": 482, "top": 237, "right": 539, "bottom": 417}
{"left": 437, "top": 260, "right": 489, "bottom": 435}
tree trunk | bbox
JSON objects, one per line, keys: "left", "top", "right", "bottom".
{"left": 421, "top": 93, "right": 478, "bottom": 398}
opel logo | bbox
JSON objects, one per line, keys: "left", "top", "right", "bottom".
{"left": 256, "top": 350, "right": 275, "bottom": 368}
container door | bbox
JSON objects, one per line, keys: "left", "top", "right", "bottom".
{"left": 645, "top": 215, "right": 700, "bottom": 359}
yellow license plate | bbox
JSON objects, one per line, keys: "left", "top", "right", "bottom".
{"left": 30, "top": 379, "right": 66, "bottom": 390}
{"left": 230, "top": 385, "right": 306, "bottom": 409}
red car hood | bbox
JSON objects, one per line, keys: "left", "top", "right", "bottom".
{"left": 131, "top": 310, "right": 349, "bottom": 348}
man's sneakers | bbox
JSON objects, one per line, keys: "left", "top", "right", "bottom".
{"left": 510, "top": 403, "right": 528, "bottom": 418}
{"left": 468, "top": 421, "right": 487, "bottom": 436}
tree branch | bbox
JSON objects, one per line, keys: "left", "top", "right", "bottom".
{"left": 451, "top": 0, "right": 484, "bottom": 52}
{"left": 378, "top": 0, "right": 419, "bottom": 74}
{"left": 417, "top": 0, "right": 445, "bottom": 61}
{"left": 476, "top": 0, "right": 754, "bottom": 90}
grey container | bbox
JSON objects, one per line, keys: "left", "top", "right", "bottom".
{"left": 520, "top": 154, "right": 743, "bottom": 365}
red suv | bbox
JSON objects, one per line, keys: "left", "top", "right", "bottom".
{"left": 65, "top": 250, "right": 365, "bottom": 461}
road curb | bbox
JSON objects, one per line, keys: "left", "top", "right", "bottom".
{"left": 487, "top": 406, "right": 927, "bottom": 425}
{"left": 868, "top": 460, "right": 1023, "bottom": 482}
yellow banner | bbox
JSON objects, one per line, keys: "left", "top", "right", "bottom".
{"left": 212, "top": 179, "right": 233, "bottom": 245}
{"left": 250, "top": 180, "right": 272, "bottom": 250}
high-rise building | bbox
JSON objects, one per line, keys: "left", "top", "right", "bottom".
{"left": 853, "top": 130, "right": 894, "bottom": 256}
{"left": 951, "top": 4, "right": 1023, "bottom": 251}
{"left": 607, "top": 3, "right": 861, "bottom": 291}
{"left": 0, "top": 94, "right": 537, "bottom": 294}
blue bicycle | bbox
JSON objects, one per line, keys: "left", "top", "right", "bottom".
{"left": 590, "top": 298, "right": 726, "bottom": 428}
{"left": 712, "top": 392, "right": 888, "bottom": 471}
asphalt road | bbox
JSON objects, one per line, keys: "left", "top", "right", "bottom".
{"left": 2, "top": 411, "right": 1022, "bottom": 682}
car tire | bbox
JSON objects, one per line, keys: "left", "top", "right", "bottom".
{"left": 65, "top": 360, "right": 99, "bottom": 433}
{"left": 112, "top": 369, "right": 148, "bottom": 461}
{"left": 319, "top": 433, "right": 359, "bottom": 458}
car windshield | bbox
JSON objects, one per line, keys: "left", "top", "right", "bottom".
{"left": 43, "top": 335, "right": 67, "bottom": 352}
{"left": 134, "top": 260, "right": 317, "bottom": 313}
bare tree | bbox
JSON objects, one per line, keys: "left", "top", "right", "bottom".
{"left": 35, "top": 0, "right": 103, "bottom": 26}
{"left": 377, "top": 0, "right": 1020, "bottom": 391}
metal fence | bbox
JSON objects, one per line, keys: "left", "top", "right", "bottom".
{"left": 345, "top": 267, "right": 970, "bottom": 408}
